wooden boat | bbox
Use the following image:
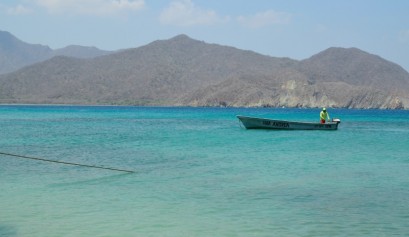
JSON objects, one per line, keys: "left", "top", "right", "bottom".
{"left": 237, "top": 115, "right": 341, "bottom": 130}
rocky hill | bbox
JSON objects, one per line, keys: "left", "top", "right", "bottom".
{"left": 0, "top": 30, "right": 111, "bottom": 74}
{"left": 0, "top": 34, "right": 408, "bottom": 109}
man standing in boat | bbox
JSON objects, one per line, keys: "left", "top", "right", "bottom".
{"left": 320, "top": 108, "right": 330, "bottom": 124}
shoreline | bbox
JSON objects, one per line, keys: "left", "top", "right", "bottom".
{"left": 0, "top": 103, "right": 407, "bottom": 110}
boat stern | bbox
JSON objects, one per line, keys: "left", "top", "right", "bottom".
{"left": 332, "top": 118, "right": 341, "bottom": 124}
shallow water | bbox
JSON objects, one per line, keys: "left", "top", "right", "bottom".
{"left": 1, "top": 106, "right": 408, "bottom": 236}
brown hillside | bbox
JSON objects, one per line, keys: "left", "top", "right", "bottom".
{"left": 0, "top": 35, "right": 408, "bottom": 109}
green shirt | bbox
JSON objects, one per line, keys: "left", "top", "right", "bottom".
{"left": 320, "top": 111, "right": 330, "bottom": 120}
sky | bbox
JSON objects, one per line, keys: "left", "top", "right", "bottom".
{"left": 1, "top": 0, "right": 409, "bottom": 71}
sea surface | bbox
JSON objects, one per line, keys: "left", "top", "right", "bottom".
{"left": 0, "top": 105, "right": 408, "bottom": 237}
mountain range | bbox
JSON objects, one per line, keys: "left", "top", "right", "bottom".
{"left": 1, "top": 31, "right": 408, "bottom": 109}
{"left": 0, "top": 30, "right": 111, "bottom": 74}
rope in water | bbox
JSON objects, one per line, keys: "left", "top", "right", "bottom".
{"left": 0, "top": 151, "right": 135, "bottom": 173}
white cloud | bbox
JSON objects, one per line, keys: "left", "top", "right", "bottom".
{"left": 159, "top": 0, "right": 228, "bottom": 27}
{"left": 237, "top": 10, "right": 291, "bottom": 28}
{"left": 6, "top": 4, "right": 33, "bottom": 15}
{"left": 35, "top": 0, "right": 144, "bottom": 15}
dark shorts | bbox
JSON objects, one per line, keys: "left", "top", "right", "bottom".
{"left": 320, "top": 119, "right": 326, "bottom": 124}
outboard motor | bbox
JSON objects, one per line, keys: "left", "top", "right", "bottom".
{"left": 332, "top": 118, "right": 341, "bottom": 124}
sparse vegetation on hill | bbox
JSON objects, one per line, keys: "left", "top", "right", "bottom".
{"left": 1, "top": 32, "right": 408, "bottom": 109}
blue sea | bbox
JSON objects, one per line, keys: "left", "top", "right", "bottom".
{"left": 1, "top": 105, "right": 408, "bottom": 237}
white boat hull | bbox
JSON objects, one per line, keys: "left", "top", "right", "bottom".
{"left": 237, "top": 115, "right": 340, "bottom": 130}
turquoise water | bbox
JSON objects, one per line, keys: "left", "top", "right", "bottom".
{"left": 1, "top": 106, "right": 408, "bottom": 236}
